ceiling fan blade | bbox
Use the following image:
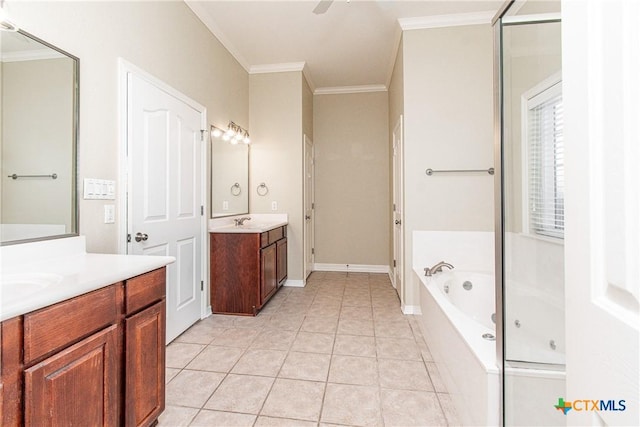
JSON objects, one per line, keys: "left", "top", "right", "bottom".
{"left": 312, "top": 0, "right": 334, "bottom": 15}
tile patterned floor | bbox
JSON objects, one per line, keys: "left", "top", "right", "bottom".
{"left": 159, "top": 271, "right": 460, "bottom": 427}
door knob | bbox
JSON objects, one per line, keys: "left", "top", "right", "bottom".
{"left": 395, "top": 220, "right": 402, "bottom": 225}
{"left": 135, "top": 232, "right": 148, "bottom": 242}
{"left": 305, "top": 215, "right": 311, "bottom": 220}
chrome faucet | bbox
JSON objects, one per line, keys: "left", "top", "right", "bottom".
{"left": 424, "top": 261, "right": 454, "bottom": 276}
{"left": 234, "top": 217, "right": 251, "bottom": 226}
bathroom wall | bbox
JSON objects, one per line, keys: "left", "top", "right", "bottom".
{"left": 401, "top": 24, "right": 494, "bottom": 307}
{"left": 249, "top": 71, "right": 305, "bottom": 282}
{"left": 6, "top": 1, "right": 249, "bottom": 253}
{"left": 313, "top": 91, "right": 390, "bottom": 268}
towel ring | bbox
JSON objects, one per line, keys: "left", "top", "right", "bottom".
{"left": 257, "top": 182, "right": 269, "bottom": 196}
{"left": 230, "top": 182, "right": 241, "bottom": 196}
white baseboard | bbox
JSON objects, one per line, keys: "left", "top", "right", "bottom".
{"left": 203, "top": 306, "right": 212, "bottom": 318}
{"left": 283, "top": 279, "right": 305, "bottom": 288}
{"left": 402, "top": 305, "right": 422, "bottom": 315}
{"left": 313, "top": 263, "right": 391, "bottom": 274}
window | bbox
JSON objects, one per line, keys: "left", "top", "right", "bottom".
{"left": 523, "top": 76, "right": 564, "bottom": 239}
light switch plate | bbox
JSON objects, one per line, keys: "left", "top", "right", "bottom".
{"left": 271, "top": 201, "right": 278, "bottom": 211}
{"left": 222, "top": 201, "right": 229, "bottom": 211}
{"left": 104, "top": 204, "right": 115, "bottom": 224}
{"left": 84, "top": 178, "right": 116, "bottom": 200}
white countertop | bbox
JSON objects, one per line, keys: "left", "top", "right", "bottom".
{"left": 0, "top": 236, "right": 174, "bottom": 322}
{"left": 208, "top": 213, "right": 288, "bottom": 234}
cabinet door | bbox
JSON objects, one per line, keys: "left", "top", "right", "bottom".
{"left": 125, "top": 300, "right": 166, "bottom": 427}
{"left": 261, "top": 243, "right": 277, "bottom": 304}
{"left": 277, "top": 238, "right": 288, "bottom": 285}
{"left": 24, "top": 325, "right": 118, "bottom": 426}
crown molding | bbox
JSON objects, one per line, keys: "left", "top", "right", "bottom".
{"left": 302, "top": 64, "right": 316, "bottom": 94}
{"left": 249, "top": 62, "right": 305, "bottom": 74}
{"left": 1, "top": 49, "right": 65, "bottom": 62}
{"left": 314, "top": 84, "right": 387, "bottom": 95}
{"left": 184, "top": 0, "right": 250, "bottom": 72}
{"left": 385, "top": 22, "right": 404, "bottom": 89}
{"left": 398, "top": 10, "right": 495, "bottom": 31}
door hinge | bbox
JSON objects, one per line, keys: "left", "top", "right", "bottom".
{"left": 127, "top": 233, "right": 131, "bottom": 243}
{"left": 201, "top": 280, "right": 204, "bottom": 291}
{"left": 311, "top": 203, "right": 315, "bottom": 209}
{"left": 311, "top": 248, "right": 315, "bottom": 255}
{"left": 393, "top": 203, "right": 396, "bottom": 212}
{"left": 393, "top": 259, "right": 396, "bottom": 267}
{"left": 201, "top": 205, "right": 204, "bottom": 216}
{"left": 200, "top": 129, "right": 206, "bottom": 141}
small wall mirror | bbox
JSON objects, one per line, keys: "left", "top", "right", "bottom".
{"left": 210, "top": 126, "right": 249, "bottom": 218}
{"left": 0, "top": 29, "right": 79, "bottom": 245}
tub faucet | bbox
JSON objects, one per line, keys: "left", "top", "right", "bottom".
{"left": 424, "top": 261, "right": 454, "bottom": 276}
{"left": 234, "top": 217, "right": 251, "bottom": 226}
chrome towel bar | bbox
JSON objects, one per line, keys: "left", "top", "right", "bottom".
{"left": 8, "top": 173, "right": 58, "bottom": 180}
{"left": 425, "top": 168, "right": 494, "bottom": 176}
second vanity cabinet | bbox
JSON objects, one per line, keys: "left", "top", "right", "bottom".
{"left": 0, "top": 267, "right": 166, "bottom": 427}
{"left": 211, "top": 226, "right": 287, "bottom": 315}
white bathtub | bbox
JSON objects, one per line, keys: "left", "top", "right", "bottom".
{"left": 416, "top": 268, "right": 567, "bottom": 426}
{"left": 416, "top": 268, "right": 499, "bottom": 426}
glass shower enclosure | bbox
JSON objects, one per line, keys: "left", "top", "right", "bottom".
{"left": 494, "top": 1, "right": 566, "bottom": 425}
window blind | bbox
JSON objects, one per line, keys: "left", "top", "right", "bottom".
{"left": 528, "top": 91, "right": 564, "bottom": 239}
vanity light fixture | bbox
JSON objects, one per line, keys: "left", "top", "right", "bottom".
{"left": 210, "top": 121, "right": 250, "bottom": 145}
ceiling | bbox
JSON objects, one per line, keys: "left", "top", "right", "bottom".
{"left": 186, "top": 0, "right": 504, "bottom": 92}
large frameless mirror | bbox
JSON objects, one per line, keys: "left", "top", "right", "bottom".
{"left": 0, "top": 29, "right": 79, "bottom": 245}
{"left": 210, "top": 125, "right": 249, "bottom": 218}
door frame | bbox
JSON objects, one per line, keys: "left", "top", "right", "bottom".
{"left": 303, "top": 134, "right": 315, "bottom": 282}
{"left": 117, "top": 58, "right": 209, "bottom": 318}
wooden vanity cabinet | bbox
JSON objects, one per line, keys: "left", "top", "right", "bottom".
{"left": 211, "top": 226, "right": 287, "bottom": 315}
{"left": 0, "top": 267, "right": 167, "bottom": 427}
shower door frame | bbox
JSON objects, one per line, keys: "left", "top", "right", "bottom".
{"left": 492, "top": 2, "right": 562, "bottom": 425}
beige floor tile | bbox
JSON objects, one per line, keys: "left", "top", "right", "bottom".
{"left": 175, "top": 322, "right": 227, "bottom": 345}
{"left": 279, "top": 351, "right": 331, "bottom": 382}
{"left": 250, "top": 329, "right": 297, "bottom": 351}
{"left": 333, "top": 335, "right": 376, "bottom": 357}
{"left": 255, "top": 416, "right": 317, "bottom": 426}
{"left": 340, "top": 305, "right": 373, "bottom": 320}
{"left": 321, "top": 383, "right": 382, "bottom": 426}
{"left": 378, "top": 359, "right": 434, "bottom": 391}
{"left": 291, "top": 331, "right": 335, "bottom": 354}
{"left": 189, "top": 409, "right": 256, "bottom": 427}
{"left": 337, "top": 318, "right": 374, "bottom": 336}
{"left": 157, "top": 405, "right": 199, "bottom": 426}
{"left": 341, "top": 296, "right": 372, "bottom": 307}
{"left": 381, "top": 389, "right": 447, "bottom": 426}
{"left": 376, "top": 337, "right": 422, "bottom": 360}
{"left": 203, "top": 314, "right": 237, "bottom": 328}
{"left": 165, "top": 370, "right": 225, "bottom": 408}
{"left": 265, "top": 314, "right": 305, "bottom": 331}
{"left": 166, "top": 343, "right": 205, "bottom": 369}
{"left": 328, "top": 355, "right": 378, "bottom": 386}
{"left": 204, "top": 374, "right": 274, "bottom": 414}
{"left": 166, "top": 367, "right": 181, "bottom": 384}
{"left": 234, "top": 315, "right": 271, "bottom": 329}
{"left": 301, "top": 316, "right": 338, "bottom": 334}
{"left": 186, "top": 345, "right": 244, "bottom": 373}
{"left": 374, "top": 319, "right": 414, "bottom": 338}
{"left": 438, "top": 393, "right": 462, "bottom": 426}
{"left": 426, "top": 362, "right": 449, "bottom": 393}
{"left": 210, "top": 327, "right": 259, "bottom": 347}
{"left": 231, "top": 349, "right": 287, "bottom": 377}
{"left": 261, "top": 378, "right": 325, "bottom": 421}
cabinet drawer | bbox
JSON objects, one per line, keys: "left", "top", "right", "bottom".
{"left": 23, "top": 285, "right": 118, "bottom": 365}
{"left": 125, "top": 268, "right": 166, "bottom": 315}
{"left": 268, "top": 227, "right": 284, "bottom": 245}
{"left": 260, "top": 232, "right": 269, "bottom": 248}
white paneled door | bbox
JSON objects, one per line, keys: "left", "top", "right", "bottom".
{"left": 127, "top": 72, "right": 204, "bottom": 343}
{"left": 304, "top": 135, "right": 315, "bottom": 280}
{"left": 564, "top": 0, "right": 639, "bottom": 425}
{"left": 392, "top": 116, "right": 404, "bottom": 305}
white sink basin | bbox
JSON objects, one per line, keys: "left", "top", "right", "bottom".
{"left": 1, "top": 272, "right": 64, "bottom": 303}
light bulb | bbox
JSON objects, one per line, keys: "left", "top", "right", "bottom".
{"left": 222, "top": 133, "right": 231, "bottom": 141}
{"left": 230, "top": 139, "right": 238, "bottom": 145}
{"left": 243, "top": 136, "right": 250, "bottom": 144}
{"left": 211, "top": 128, "right": 223, "bottom": 138}
{"left": 234, "top": 133, "right": 243, "bottom": 141}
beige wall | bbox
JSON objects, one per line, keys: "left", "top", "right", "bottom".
{"left": 7, "top": 1, "right": 249, "bottom": 253}
{"left": 402, "top": 25, "right": 494, "bottom": 307}
{"left": 249, "top": 71, "right": 304, "bottom": 281}
{"left": 2, "top": 58, "right": 74, "bottom": 233}
{"left": 302, "top": 76, "right": 313, "bottom": 141}
{"left": 313, "top": 91, "right": 390, "bottom": 266}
